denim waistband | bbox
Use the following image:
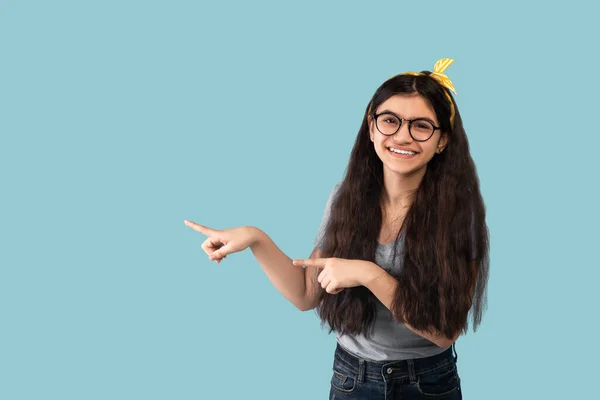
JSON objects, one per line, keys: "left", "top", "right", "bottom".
{"left": 334, "top": 342, "right": 457, "bottom": 382}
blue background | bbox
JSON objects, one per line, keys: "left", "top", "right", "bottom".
{"left": 1, "top": 1, "right": 598, "bottom": 399}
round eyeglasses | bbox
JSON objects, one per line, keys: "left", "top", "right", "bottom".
{"left": 373, "top": 112, "right": 441, "bottom": 142}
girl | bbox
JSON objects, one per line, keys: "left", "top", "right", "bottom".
{"left": 185, "top": 58, "right": 489, "bottom": 399}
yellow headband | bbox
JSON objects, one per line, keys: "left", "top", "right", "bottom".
{"left": 403, "top": 58, "right": 456, "bottom": 128}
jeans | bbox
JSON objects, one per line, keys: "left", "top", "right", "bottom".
{"left": 329, "top": 343, "right": 462, "bottom": 399}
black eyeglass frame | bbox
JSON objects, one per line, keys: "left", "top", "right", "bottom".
{"left": 372, "top": 112, "right": 442, "bottom": 142}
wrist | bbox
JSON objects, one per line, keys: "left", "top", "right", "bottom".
{"left": 248, "top": 226, "right": 265, "bottom": 249}
{"left": 361, "top": 261, "right": 386, "bottom": 287}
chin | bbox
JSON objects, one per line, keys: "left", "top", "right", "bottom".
{"left": 384, "top": 163, "right": 427, "bottom": 177}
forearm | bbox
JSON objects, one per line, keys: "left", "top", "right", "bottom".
{"left": 362, "top": 264, "right": 457, "bottom": 348}
{"left": 249, "top": 228, "right": 309, "bottom": 310}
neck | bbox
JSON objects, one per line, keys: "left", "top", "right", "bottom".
{"left": 381, "top": 167, "right": 426, "bottom": 211}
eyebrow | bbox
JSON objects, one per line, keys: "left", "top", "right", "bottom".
{"left": 378, "top": 109, "right": 437, "bottom": 125}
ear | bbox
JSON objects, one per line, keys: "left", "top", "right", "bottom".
{"left": 437, "top": 133, "right": 449, "bottom": 153}
{"left": 367, "top": 115, "right": 375, "bottom": 142}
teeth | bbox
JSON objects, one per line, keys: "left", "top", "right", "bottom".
{"left": 389, "top": 148, "right": 415, "bottom": 155}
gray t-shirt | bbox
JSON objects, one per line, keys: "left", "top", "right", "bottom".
{"left": 313, "top": 182, "right": 475, "bottom": 361}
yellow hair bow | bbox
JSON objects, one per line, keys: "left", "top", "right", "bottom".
{"left": 403, "top": 58, "right": 457, "bottom": 128}
{"left": 404, "top": 58, "right": 457, "bottom": 95}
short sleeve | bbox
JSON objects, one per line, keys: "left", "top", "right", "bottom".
{"left": 314, "top": 182, "right": 342, "bottom": 250}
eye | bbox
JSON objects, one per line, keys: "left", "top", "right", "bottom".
{"left": 379, "top": 114, "right": 399, "bottom": 125}
{"left": 412, "top": 120, "right": 433, "bottom": 130}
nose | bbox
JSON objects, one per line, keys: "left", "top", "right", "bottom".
{"left": 392, "top": 119, "right": 413, "bottom": 142}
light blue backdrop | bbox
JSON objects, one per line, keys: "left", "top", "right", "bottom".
{"left": 1, "top": 1, "right": 598, "bottom": 399}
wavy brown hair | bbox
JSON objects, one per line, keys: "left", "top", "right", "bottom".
{"left": 314, "top": 71, "right": 489, "bottom": 340}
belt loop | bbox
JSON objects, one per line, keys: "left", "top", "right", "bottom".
{"left": 452, "top": 342, "right": 458, "bottom": 363}
{"left": 407, "top": 359, "right": 416, "bottom": 383}
{"left": 357, "top": 359, "right": 365, "bottom": 383}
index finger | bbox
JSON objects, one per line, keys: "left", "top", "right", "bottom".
{"left": 184, "top": 220, "right": 216, "bottom": 236}
{"left": 292, "top": 258, "right": 328, "bottom": 268}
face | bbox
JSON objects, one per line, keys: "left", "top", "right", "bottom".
{"left": 368, "top": 93, "right": 448, "bottom": 178}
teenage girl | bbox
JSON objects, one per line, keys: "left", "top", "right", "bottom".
{"left": 185, "top": 58, "right": 489, "bottom": 400}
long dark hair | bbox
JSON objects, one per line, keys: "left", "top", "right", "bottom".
{"left": 314, "top": 71, "right": 489, "bottom": 339}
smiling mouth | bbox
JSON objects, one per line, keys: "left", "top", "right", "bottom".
{"left": 387, "top": 147, "right": 418, "bottom": 156}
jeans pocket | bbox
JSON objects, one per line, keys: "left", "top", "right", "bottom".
{"left": 416, "top": 361, "right": 461, "bottom": 398}
{"left": 330, "top": 366, "right": 357, "bottom": 394}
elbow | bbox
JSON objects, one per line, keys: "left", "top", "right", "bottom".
{"left": 294, "top": 299, "right": 316, "bottom": 312}
{"left": 437, "top": 332, "right": 461, "bottom": 348}
{"left": 436, "top": 338, "right": 454, "bottom": 348}
{"left": 431, "top": 337, "right": 453, "bottom": 348}
{"left": 295, "top": 290, "right": 319, "bottom": 311}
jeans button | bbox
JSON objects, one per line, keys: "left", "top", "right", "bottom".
{"left": 386, "top": 367, "right": 393, "bottom": 374}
